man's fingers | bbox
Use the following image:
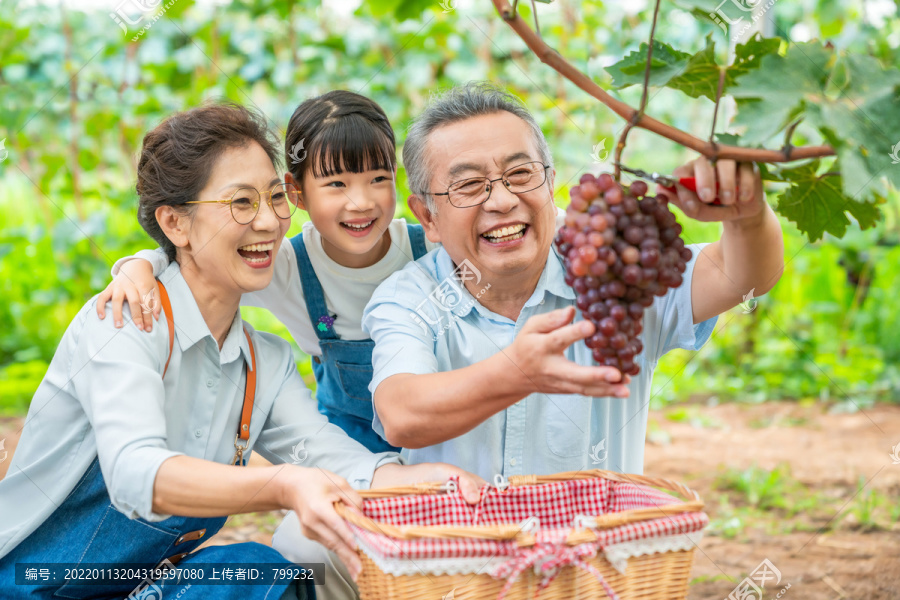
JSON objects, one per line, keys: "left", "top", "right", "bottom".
{"left": 738, "top": 162, "right": 756, "bottom": 203}
{"left": 692, "top": 157, "right": 717, "bottom": 204}
{"left": 715, "top": 159, "right": 737, "bottom": 206}
{"left": 549, "top": 361, "right": 629, "bottom": 392}
{"left": 546, "top": 319, "right": 595, "bottom": 352}
{"left": 458, "top": 475, "right": 485, "bottom": 505}
{"left": 521, "top": 306, "right": 576, "bottom": 335}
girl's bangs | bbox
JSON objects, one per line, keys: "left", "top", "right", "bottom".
{"left": 310, "top": 116, "right": 395, "bottom": 178}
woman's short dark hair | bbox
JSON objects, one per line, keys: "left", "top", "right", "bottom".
{"left": 136, "top": 102, "right": 281, "bottom": 261}
{"left": 284, "top": 90, "right": 395, "bottom": 187}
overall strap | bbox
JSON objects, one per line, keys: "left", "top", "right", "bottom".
{"left": 290, "top": 232, "right": 339, "bottom": 341}
{"left": 407, "top": 223, "right": 428, "bottom": 261}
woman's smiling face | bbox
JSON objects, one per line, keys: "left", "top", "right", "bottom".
{"left": 174, "top": 141, "right": 291, "bottom": 296}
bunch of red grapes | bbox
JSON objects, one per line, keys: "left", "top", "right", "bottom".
{"left": 555, "top": 173, "right": 692, "bottom": 376}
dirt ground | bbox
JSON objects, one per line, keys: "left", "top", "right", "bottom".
{"left": 2, "top": 400, "right": 898, "bottom": 599}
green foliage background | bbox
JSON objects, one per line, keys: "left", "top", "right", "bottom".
{"left": 1, "top": 0, "right": 898, "bottom": 415}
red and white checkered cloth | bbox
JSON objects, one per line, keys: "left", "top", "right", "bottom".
{"left": 351, "top": 476, "right": 707, "bottom": 561}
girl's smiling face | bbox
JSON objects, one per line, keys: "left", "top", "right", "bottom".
{"left": 287, "top": 160, "right": 397, "bottom": 269}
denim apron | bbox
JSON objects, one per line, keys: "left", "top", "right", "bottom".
{"left": 290, "top": 223, "right": 428, "bottom": 453}
{"left": 0, "top": 282, "right": 313, "bottom": 600}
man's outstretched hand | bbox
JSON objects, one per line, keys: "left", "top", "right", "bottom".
{"left": 505, "top": 306, "right": 630, "bottom": 398}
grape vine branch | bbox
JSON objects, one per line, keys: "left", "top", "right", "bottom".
{"left": 490, "top": 0, "right": 836, "bottom": 164}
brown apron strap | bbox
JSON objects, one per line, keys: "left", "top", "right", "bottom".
{"left": 156, "top": 281, "right": 175, "bottom": 379}
{"left": 156, "top": 279, "right": 257, "bottom": 466}
{"left": 231, "top": 328, "right": 256, "bottom": 465}
{"left": 238, "top": 326, "right": 256, "bottom": 441}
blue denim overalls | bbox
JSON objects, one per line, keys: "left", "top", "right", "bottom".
{"left": 290, "top": 223, "right": 428, "bottom": 453}
{"left": 0, "top": 281, "right": 312, "bottom": 600}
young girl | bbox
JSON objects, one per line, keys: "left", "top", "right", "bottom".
{"left": 100, "top": 91, "right": 435, "bottom": 454}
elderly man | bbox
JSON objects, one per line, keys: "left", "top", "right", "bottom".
{"left": 363, "top": 82, "right": 784, "bottom": 479}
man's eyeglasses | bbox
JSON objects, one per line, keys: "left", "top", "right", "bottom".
{"left": 423, "top": 161, "right": 551, "bottom": 208}
{"left": 185, "top": 182, "right": 300, "bottom": 225}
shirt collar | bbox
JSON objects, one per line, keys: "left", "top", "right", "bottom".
{"left": 157, "top": 262, "right": 254, "bottom": 369}
{"left": 431, "top": 246, "right": 575, "bottom": 320}
{"left": 525, "top": 247, "right": 575, "bottom": 306}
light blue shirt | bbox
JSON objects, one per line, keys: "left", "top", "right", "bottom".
{"left": 363, "top": 245, "right": 716, "bottom": 481}
{"left": 0, "top": 262, "right": 398, "bottom": 558}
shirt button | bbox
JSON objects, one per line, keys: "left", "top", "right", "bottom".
{"left": 510, "top": 458, "right": 517, "bottom": 466}
{"left": 206, "top": 379, "right": 214, "bottom": 387}
{"left": 194, "top": 429, "right": 202, "bottom": 438}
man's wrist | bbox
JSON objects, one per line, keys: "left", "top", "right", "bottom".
{"left": 491, "top": 347, "right": 535, "bottom": 400}
{"left": 723, "top": 200, "right": 771, "bottom": 233}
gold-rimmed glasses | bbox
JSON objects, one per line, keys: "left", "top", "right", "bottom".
{"left": 185, "top": 182, "right": 300, "bottom": 225}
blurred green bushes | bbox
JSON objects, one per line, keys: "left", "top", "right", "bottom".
{"left": 0, "top": 0, "right": 897, "bottom": 414}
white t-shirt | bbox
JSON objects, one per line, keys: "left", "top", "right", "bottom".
{"left": 113, "top": 218, "right": 438, "bottom": 356}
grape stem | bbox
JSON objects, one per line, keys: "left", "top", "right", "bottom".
{"left": 491, "top": 0, "right": 836, "bottom": 163}
{"left": 615, "top": 0, "right": 663, "bottom": 181}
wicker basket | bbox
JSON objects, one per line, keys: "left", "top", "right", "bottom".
{"left": 335, "top": 469, "right": 707, "bottom": 600}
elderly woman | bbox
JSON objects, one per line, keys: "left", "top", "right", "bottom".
{"left": 0, "top": 103, "right": 479, "bottom": 600}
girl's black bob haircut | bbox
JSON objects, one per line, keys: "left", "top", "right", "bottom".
{"left": 284, "top": 90, "right": 396, "bottom": 185}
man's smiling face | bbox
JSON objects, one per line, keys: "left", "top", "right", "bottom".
{"left": 415, "top": 111, "right": 557, "bottom": 286}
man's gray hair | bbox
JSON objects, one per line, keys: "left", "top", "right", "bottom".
{"left": 403, "top": 82, "right": 554, "bottom": 213}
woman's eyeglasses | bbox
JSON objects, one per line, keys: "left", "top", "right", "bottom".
{"left": 186, "top": 182, "right": 300, "bottom": 225}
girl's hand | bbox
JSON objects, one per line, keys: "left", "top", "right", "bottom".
{"left": 372, "top": 462, "right": 487, "bottom": 505}
{"left": 278, "top": 466, "right": 365, "bottom": 580}
{"left": 96, "top": 260, "right": 160, "bottom": 331}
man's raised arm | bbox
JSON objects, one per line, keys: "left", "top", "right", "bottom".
{"left": 657, "top": 158, "right": 785, "bottom": 324}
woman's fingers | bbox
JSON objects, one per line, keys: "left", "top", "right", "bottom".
{"left": 302, "top": 512, "right": 361, "bottom": 580}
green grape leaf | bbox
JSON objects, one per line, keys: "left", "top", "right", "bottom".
{"left": 728, "top": 35, "right": 781, "bottom": 83}
{"left": 606, "top": 34, "right": 779, "bottom": 101}
{"left": 665, "top": 35, "right": 720, "bottom": 100}
{"left": 605, "top": 41, "right": 692, "bottom": 88}
{"left": 774, "top": 161, "right": 881, "bottom": 242}
{"left": 731, "top": 43, "right": 900, "bottom": 199}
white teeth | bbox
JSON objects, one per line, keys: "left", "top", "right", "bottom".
{"left": 242, "top": 255, "right": 269, "bottom": 263}
{"left": 483, "top": 223, "right": 526, "bottom": 239}
{"left": 238, "top": 242, "right": 274, "bottom": 252}
{"left": 343, "top": 221, "right": 374, "bottom": 230}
